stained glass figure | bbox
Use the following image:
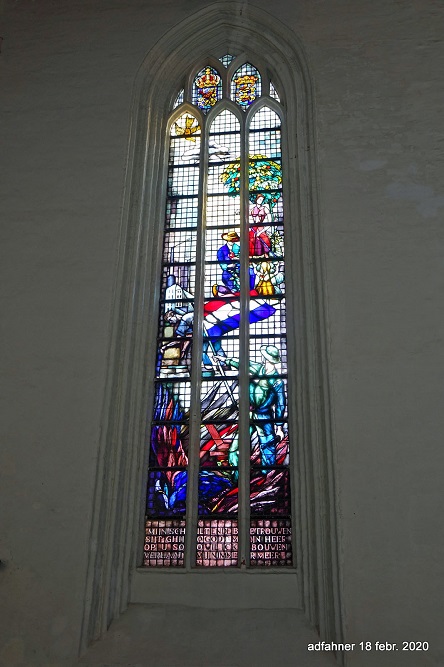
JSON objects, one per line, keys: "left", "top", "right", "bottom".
{"left": 219, "top": 53, "right": 235, "bottom": 67}
{"left": 173, "top": 89, "right": 184, "bottom": 109}
{"left": 145, "top": 65, "right": 292, "bottom": 569}
{"left": 270, "top": 81, "right": 280, "bottom": 102}
{"left": 221, "top": 348, "right": 286, "bottom": 469}
{"left": 193, "top": 66, "right": 222, "bottom": 113}
{"left": 231, "top": 63, "right": 261, "bottom": 110}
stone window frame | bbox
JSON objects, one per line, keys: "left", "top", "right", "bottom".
{"left": 80, "top": 1, "right": 343, "bottom": 656}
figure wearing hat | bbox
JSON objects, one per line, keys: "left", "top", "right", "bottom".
{"left": 215, "top": 230, "right": 256, "bottom": 296}
{"left": 216, "top": 345, "right": 286, "bottom": 470}
{"left": 216, "top": 231, "right": 241, "bottom": 294}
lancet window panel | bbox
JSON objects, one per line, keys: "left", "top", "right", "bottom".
{"left": 247, "top": 105, "right": 291, "bottom": 565}
{"left": 144, "top": 59, "right": 294, "bottom": 569}
{"left": 192, "top": 66, "right": 223, "bottom": 113}
{"left": 231, "top": 62, "right": 262, "bottom": 110}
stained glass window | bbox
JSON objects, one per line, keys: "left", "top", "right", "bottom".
{"left": 144, "top": 61, "right": 293, "bottom": 569}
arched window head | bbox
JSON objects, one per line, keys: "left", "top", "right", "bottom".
{"left": 192, "top": 66, "right": 223, "bottom": 112}
{"left": 231, "top": 62, "right": 261, "bottom": 109}
{"left": 82, "top": 6, "right": 342, "bottom": 652}
{"left": 144, "top": 57, "right": 293, "bottom": 568}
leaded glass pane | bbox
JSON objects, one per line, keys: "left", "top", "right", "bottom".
{"left": 270, "top": 81, "right": 280, "bottom": 102}
{"left": 231, "top": 63, "right": 261, "bottom": 110}
{"left": 250, "top": 469, "right": 291, "bottom": 514}
{"left": 144, "top": 519, "right": 186, "bottom": 567}
{"left": 173, "top": 89, "right": 184, "bottom": 109}
{"left": 196, "top": 519, "right": 238, "bottom": 567}
{"left": 145, "top": 67, "right": 293, "bottom": 570}
{"left": 196, "top": 110, "right": 241, "bottom": 566}
{"left": 219, "top": 53, "right": 235, "bottom": 67}
{"left": 192, "top": 66, "right": 222, "bottom": 113}
{"left": 144, "top": 113, "right": 201, "bottom": 566}
{"left": 200, "top": 422, "right": 238, "bottom": 468}
{"left": 250, "top": 518, "right": 292, "bottom": 566}
{"left": 248, "top": 106, "right": 292, "bottom": 566}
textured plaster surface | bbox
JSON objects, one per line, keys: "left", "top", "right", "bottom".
{"left": 1, "top": 0, "right": 443, "bottom": 665}
{"left": 78, "top": 604, "right": 338, "bottom": 666}
{"left": 312, "top": 3, "right": 444, "bottom": 666}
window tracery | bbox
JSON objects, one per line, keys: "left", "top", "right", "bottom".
{"left": 144, "top": 57, "right": 293, "bottom": 568}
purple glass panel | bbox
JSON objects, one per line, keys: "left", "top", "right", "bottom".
{"left": 250, "top": 518, "right": 292, "bottom": 566}
{"left": 196, "top": 519, "right": 238, "bottom": 566}
{"left": 250, "top": 469, "right": 291, "bottom": 515}
{"left": 144, "top": 519, "right": 186, "bottom": 567}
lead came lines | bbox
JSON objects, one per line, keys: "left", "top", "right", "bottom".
{"left": 144, "top": 60, "right": 293, "bottom": 568}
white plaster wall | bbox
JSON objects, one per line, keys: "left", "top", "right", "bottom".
{"left": 312, "top": 4, "right": 444, "bottom": 666}
{"left": 0, "top": 1, "right": 443, "bottom": 665}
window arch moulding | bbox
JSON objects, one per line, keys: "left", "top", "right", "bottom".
{"left": 80, "top": 1, "right": 343, "bottom": 657}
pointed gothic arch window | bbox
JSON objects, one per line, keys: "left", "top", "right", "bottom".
{"left": 144, "top": 58, "right": 293, "bottom": 568}
{"left": 82, "top": 5, "right": 341, "bottom": 651}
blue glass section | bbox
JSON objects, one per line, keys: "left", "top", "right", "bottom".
{"left": 146, "top": 469, "right": 188, "bottom": 516}
{"left": 198, "top": 469, "right": 237, "bottom": 514}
